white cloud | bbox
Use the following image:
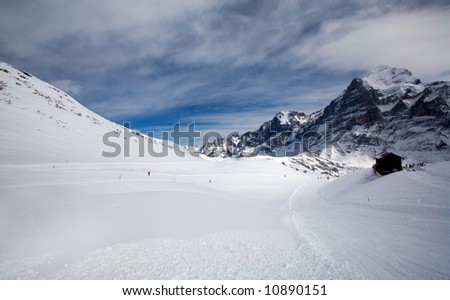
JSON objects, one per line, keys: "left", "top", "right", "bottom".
{"left": 292, "top": 8, "right": 450, "bottom": 82}
{"left": 0, "top": 0, "right": 219, "bottom": 71}
{"left": 2, "top": 0, "right": 450, "bottom": 131}
{"left": 50, "top": 79, "right": 82, "bottom": 95}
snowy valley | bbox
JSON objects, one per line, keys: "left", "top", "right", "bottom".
{"left": 0, "top": 61, "right": 449, "bottom": 279}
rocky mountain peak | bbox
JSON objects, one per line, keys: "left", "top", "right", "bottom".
{"left": 200, "top": 65, "right": 450, "bottom": 158}
{"left": 274, "top": 110, "right": 307, "bottom": 126}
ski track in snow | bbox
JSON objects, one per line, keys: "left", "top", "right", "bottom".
{"left": 290, "top": 166, "right": 450, "bottom": 280}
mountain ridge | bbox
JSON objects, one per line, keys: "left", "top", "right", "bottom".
{"left": 200, "top": 65, "right": 450, "bottom": 160}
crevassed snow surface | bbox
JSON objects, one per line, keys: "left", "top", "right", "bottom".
{"left": 1, "top": 62, "right": 449, "bottom": 279}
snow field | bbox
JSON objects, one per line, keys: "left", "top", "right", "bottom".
{"left": 2, "top": 159, "right": 350, "bottom": 279}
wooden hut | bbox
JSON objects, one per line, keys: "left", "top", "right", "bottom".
{"left": 373, "top": 152, "right": 404, "bottom": 176}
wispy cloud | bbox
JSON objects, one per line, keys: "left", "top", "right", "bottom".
{"left": 291, "top": 7, "right": 450, "bottom": 81}
{"left": 1, "top": 0, "right": 449, "bottom": 133}
{"left": 50, "top": 79, "right": 82, "bottom": 95}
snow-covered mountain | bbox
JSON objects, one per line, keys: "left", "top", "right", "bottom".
{"left": 1, "top": 61, "right": 449, "bottom": 280}
{"left": 0, "top": 61, "right": 176, "bottom": 164}
{"left": 201, "top": 65, "right": 450, "bottom": 161}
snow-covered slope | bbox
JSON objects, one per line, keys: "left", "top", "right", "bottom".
{"left": 361, "top": 65, "right": 425, "bottom": 113}
{"left": 363, "top": 65, "right": 423, "bottom": 90}
{"left": 292, "top": 162, "right": 450, "bottom": 279}
{"left": 0, "top": 61, "right": 175, "bottom": 164}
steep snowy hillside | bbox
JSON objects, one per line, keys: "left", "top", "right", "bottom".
{"left": 0, "top": 61, "right": 173, "bottom": 164}
{"left": 201, "top": 65, "right": 450, "bottom": 162}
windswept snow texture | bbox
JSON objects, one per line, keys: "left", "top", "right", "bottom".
{"left": 1, "top": 61, "right": 449, "bottom": 279}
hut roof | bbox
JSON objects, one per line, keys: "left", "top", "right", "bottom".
{"left": 374, "top": 151, "right": 404, "bottom": 160}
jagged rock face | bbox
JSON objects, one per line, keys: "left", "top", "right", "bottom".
{"left": 410, "top": 83, "right": 450, "bottom": 117}
{"left": 322, "top": 78, "right": 383, "bottom": 129}
{"left": 250, "top": 111, "right": 307, "bottom": 143}
{"left": 200, "top": 65, "right": 450, "bottom": 157}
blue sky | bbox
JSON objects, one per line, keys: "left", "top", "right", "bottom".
{"left": 1, "top": 0, "right": 449, "bottom": 137}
